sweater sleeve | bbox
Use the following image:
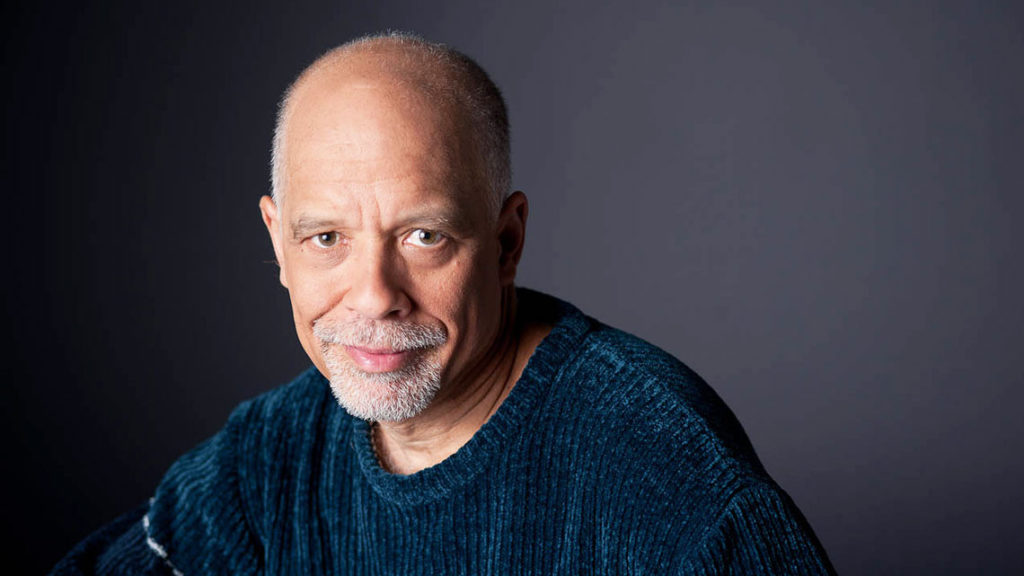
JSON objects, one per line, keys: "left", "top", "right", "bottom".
{"left": 49, "top": 504, "right": 174, "bottom": 575}
{"left": 51, "top": 401, "right": 264, "bottom": 575}
{"left": 679, "top": 485, "right": 836, "bottom": 575}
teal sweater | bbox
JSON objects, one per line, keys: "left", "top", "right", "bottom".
{"left": 54, "top": 289, "right": 834, "bottom": 574}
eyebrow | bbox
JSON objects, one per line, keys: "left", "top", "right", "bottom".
{"left": 290, "top": 217, "right": 341, "bottom": 241}
{"left": 288, "top": 209, "right": 468, "bottom": 241}
{"left": 396, "top": 212, "right": 459, "bottom": 231}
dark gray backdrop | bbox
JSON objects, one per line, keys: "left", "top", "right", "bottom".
{"left": 5, "top": 1, "right": 1022, "bottom": 573}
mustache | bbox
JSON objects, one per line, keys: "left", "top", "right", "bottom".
{"left": 312, "top": 318, "right": 447, "bottom": 351}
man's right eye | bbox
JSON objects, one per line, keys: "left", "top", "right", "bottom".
{"left": 312, "top": 232, "right": 340, "bottom": 248}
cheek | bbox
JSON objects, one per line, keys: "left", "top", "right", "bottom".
{"left": 286, "top": 273, "right": 342, "bottom": 377}
{"left": 288, "top": 279, "right": 329, "bottom": 321}
{"left": 431, "top": 249, "right": 502, "bottom": 339}
{"left": 283, "top": 253, "right": 343, "bottom": 321}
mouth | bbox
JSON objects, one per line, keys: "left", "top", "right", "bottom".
{"left": 343, "top": 345, "right": 415, "bottom": 373}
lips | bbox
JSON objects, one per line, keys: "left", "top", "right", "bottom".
{"left": 343, "top": 346, "right": 413, "bottom": 373}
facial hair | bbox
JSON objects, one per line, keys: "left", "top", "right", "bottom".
{"left": 312, "top": 318, "right": 448, "bottom": 422}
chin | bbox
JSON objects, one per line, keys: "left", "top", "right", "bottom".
{"left": 323, "top": 350, "right": 443, "bottom": 422}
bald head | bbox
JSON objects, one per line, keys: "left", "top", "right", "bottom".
{"left": 271, "top": 33, "right": 511, "bottom": 218}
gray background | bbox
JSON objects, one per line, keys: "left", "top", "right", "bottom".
{"left": 5, "top": 1, "right": 1022, "bottom": 573}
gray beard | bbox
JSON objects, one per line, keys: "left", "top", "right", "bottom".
{"left": 321, "top": 346, "right": 443, "bottom": 422}
{"left": 313, "top": 318, "right": 448, "bottom": 422}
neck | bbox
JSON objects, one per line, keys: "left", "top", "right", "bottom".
{"left": 372, "top": 288, "right": 547, "bottom": 475}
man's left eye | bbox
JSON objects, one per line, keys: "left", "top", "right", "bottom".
{"left": 407, "top": 229, "right": 444, "bottom": 247}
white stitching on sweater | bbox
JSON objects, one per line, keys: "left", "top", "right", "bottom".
{"left": 142, "top": 501, "right": 185, "bottom": 576}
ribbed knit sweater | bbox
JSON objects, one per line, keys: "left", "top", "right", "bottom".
{"left": 53, "top": 289, "right": 835, "bottom": 575}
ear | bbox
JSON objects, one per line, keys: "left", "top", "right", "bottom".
{"left": 259, "top": 195, "right": 289, "bottom": 288}
{"left": 496, "top": 191, "right": 528, "bottom": 285}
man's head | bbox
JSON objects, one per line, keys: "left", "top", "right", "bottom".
{"left": 259, "top": 33, "right": 528, "bottom": 423}
{"left": 271, "top": 33, "right": 511, "bottom": 220}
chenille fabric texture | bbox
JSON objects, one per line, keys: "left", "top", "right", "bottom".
{"left": 53, "top": 289, "right": 835, "bottom": 575}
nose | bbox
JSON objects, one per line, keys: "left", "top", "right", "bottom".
{"left": 341, "top": 241, "right": 412, "bottom": 320}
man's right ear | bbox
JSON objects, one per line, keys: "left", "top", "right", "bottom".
{"left": 259, "top": 195, "right": 289, "bottom": 288}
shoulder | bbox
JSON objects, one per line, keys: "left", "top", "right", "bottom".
{"left": 158, "top": 366, "right": 337, "bottom": 510}
{"left": 234, "top": 365, "right": 334, "bottom": 425}
{"left": 226, "top": 366, "right": 346, "bottom": 481}
{"left": 142, "top": 367, "right": 341, "bottom": 573}
{"left": 540, "top": 310, "right": 834, "bottom": 567}
{"left": 545, "top": 312, "right": 773, "bottom": 502}
{"left": 569, "top": 320, "right": 760, "bottom": 464}
{"left": 520, "top": 289, "right": 767, "bottom": 481}
{"left": 156, "top": 366, "right": 333, "bottom": 480}
{"left": 218, "top": 366, "right": 341, "bottom": 450}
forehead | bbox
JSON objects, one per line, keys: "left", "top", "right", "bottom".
{"left": 281, "top": 72, "right": 486, "bottom": 223}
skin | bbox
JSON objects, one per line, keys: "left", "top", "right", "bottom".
{"left": 259, "top": 47, "right": 550, "bottom": 474}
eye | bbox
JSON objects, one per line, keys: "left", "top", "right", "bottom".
{"left": 311, "top": 231, "right": 340, "bottom": 248}
{"left": 406, "top": 229, "right": 444, "bottom": 247}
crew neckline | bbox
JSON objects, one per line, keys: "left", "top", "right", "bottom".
{"left": 350, "top": 288, "right": 590, "bottom": 507}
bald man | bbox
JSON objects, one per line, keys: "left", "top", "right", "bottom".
{"left": 53, "top": 33, "right": 834, "bottom": 575}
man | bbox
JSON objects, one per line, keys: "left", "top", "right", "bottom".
{"left": 54, "top": 33, "right": 834, "bottom": 574}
